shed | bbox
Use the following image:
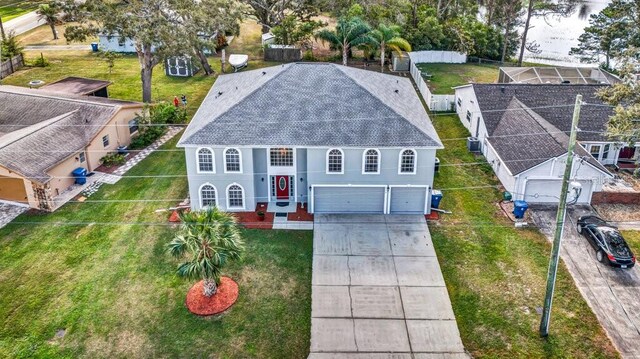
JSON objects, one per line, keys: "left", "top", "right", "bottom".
{"left": 165, "top": 56, "right": 200, "bottom": 77}
{"left": 392, "top": 51, "right": 410, "bottom": 71}
{"left": 261, "top": 33, "right": 275, "bottom": 46}
{"left": 41, "top": 77, "right": 112, "bottom": 98}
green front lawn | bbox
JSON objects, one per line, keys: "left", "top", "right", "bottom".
{"left": 416, "top": 63, "right": 500, "bottom": 94}
{"left": 622, "top": 231, "right": 640, "bottom": 255}
{"left": 430, "top": 114, "right": 618, "bottom": 358}
{"left": 0, "top": 135, "right": 313, "bottom": 358}
{"left": 0, "top": 1, "right": 39, "bottom": 22}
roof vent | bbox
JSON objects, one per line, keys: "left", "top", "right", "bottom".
{"left": 262, "top": 71, "right": 266, "bottom": 75}
{"left": 500, "top": 86, "right": 505, "bottom": 93}
{"left": 394, "top": 89, "right": 399, "bottom": 94}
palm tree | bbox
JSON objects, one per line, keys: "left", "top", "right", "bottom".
{"left": 36, "top": 3, "right": 60, "bottom": 40}
{"left": 168, "top": 208, "right": 244, "bottom": 297}
{"left": 315, "top": 16, "right": 374, "bottom": 66}
{"left": 371, "top": 24, "right": 411, "bottom": 71}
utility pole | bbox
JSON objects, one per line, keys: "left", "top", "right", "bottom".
{"left": 539, "top": 94, "right": 582, "bottom": 337}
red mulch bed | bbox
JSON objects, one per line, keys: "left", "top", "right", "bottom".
{"left": 425, "top": 211, "right": 440, "bottom": 221}
{"left": 186, "top": 277, "right": 239, "bottom": 316}
{"left": 288, "top": 203, "right": 314, "bottom": 221}
{"left": 236, "top": 203, "right": 273, "bottom": 229}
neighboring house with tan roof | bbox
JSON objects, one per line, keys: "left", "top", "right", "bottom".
{"left": 0, "top": 85, "right": 144, "bottom": 211}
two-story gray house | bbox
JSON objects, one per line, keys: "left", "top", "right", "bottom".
{"left": 177, "top": 63, "right": 443, "bottom": 215}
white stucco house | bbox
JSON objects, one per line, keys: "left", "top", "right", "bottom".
{"left": 177, "top": 63, "right": 443, "bottom": 215}
{"left": 454, "top": 84, "right": 617, "bottom": 204}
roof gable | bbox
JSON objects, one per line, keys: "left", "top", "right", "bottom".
{"left": 472, "top": 84, "right": 613, "bottom": 142}
{"left": 487, "top": 98, "right": 610, "bottom": 175}
{"left": 179, "top": 63, "right": 442, "bottom": 148}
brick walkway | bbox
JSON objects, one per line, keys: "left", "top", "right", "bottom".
{"left": 112, "top": 126, "right": 183, "bottom": 177}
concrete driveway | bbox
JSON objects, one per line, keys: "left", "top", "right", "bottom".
{"left": 310, "top": 214, "right": 468, "bottom": 358}
{"left": 531, "top": 205, "right": 640, "bottom": 358}
{"left": 0, "top": 201, "right": 28, "bottom": 229}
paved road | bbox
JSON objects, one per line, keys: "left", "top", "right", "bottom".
{"left": 310, "top": 214, "right": 468, "bottom": 358}
{"left": 24, "top": 45, "right": 90, "bottom": 51}
{"left": 531, "top": 205, "right": 640, "bottom": 359}
{"left": 4, "top": 11, "right": 44, "bottom": 36}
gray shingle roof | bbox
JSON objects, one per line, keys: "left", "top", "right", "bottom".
{"left": 488, "top": 98, "right": 610, "bottom": 176}
{"left": 473, "top": 84, "right": 613, "bottom": 142}
{"left": 0, "top": 85, "right": 142, "bottom": 183}
{"left": 40, "top": 77, "right": 112, "bottom": 96}
{"left": 178, "top": 63, "right": 442, "bottom": 148}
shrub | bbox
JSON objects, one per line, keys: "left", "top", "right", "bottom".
{"left": 32, "top": 53, "right": 49, "bottom": 67}
{"left": 129, "top": 125, "right": 166, "bottom": 150}
{"left": 151, "top": 102, "right": 187, "bottom": 124}
{"left": 302, "top": 50, "right": 316, "bottom": 61}
{"left": 100, "top": 153, "right": 126, "bottom": 166}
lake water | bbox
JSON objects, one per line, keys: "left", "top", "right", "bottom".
{"left": 522, "top": 0, "right": 610, "bottom": 66}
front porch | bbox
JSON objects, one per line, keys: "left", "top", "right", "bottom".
{"left": 235, "top": 202, "right": 313, "bottom": 230}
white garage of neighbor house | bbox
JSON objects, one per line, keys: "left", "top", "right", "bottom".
{"left": 454, "top": 84, "right": 613, "bottom": 204}
{"left": 178, "top": 63, "right": 443, "bottom": 215}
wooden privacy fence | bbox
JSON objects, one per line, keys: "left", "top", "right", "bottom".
{"left": 408, "top": 51, "right": 465, "bottom": 112}
{"left": 264, "top": 45, "right": 302, "bottom": 62}
{"left": 0, "top": 54, "right": 24, "bottom": 79}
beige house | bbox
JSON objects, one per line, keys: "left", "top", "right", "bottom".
{"left": 0, "top": 85, "right": 144, "bottom": 211}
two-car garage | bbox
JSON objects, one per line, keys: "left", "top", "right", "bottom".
{"left": 311, "top": 185, "right": 429, "bottom": 214}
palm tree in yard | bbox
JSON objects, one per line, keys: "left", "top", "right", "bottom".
{"left": 315, "top": 16, "right": 374, "bottom": 66}
{"left": 37, "top": 3, "right": 61, "bottom": 40}
{"left": 168, "top": 208, "right": 244, "bottom": 297}
{"left": 371, "top": 24, "right": 411, "bottom": 71}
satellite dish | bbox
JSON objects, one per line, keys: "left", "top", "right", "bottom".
{"left": 28, "top": 80, "right": 45, "bottom": 88}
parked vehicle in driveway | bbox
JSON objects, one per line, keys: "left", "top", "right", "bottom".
{"left": 577, "top": 216, "right": 636, "bottom": 268}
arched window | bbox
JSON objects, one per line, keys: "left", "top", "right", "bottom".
{"left": 227, "top": 184, "right": 244, "bottom": 209}
{"left": 200, "top": 184, "right": 217, "bottom": 208}
{"left": 197, "top": 148, "right": 214, "bottom": 173}
{"left": 363, "top": 149, "right": 380, "bottom": 174}
{"left": 326, "top": 148, "right": 343, "bottom": 174}
{"left": 224, "top": 148, "right": 241, "bottom": 173}
{"left": 399, "top": 149, "right": 416, "bottom": 174}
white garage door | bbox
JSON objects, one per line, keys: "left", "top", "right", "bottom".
{"left": 523, "top": 179, "right": 593, "bottom": 204}
{"left": 389, "top": 187, "right": 427, "bottom": 214}
{"left": 313, "top": 186, "right": 385, "bottom": 214}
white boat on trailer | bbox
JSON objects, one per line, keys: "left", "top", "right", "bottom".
{"left": 228, "top": 54, "right": 248, "bottom": 72}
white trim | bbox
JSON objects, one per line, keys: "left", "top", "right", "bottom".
{"left": 362, "top": 148, "right": 381, "bottom": 174}
{"left": 310, "top": 184, "right": 387, "bottom": 214}
{"left": 397, "top": 148, "right": 417, "bottom": 175}
{"left": 198, "top": 182, "right": 218, "bottom": 209}
{"left": 179, "top": 144, "right": 444, "bottom": 150}
{"left": 223, "top": 147, "right": 243, "bottom": 173}
{"left": 225, "top": 182, "right": 245, "bottom": 210}
{"left": 326, "top": 148, "right": 344, "bottom": 174}
{"left": 195, "top": 147, "right": 216, "bottom": 174}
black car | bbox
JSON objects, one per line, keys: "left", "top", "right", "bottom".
{"left": 577, "top": 216, "right": 636, "bottom": 268}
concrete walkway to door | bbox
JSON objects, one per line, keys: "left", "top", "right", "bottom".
{"left": 309, "top": 214, "right": 468, "bottom": 358}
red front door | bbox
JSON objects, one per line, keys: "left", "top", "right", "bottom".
{"left": 276, "top": 176, "right": 289, "bottom": 200}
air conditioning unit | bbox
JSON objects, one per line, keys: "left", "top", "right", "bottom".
{"left": 467, "top": 137, "right": 481, "bottom": 153}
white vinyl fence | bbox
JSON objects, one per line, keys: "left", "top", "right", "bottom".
{"left": 408, "top": 51, "right": 466, "bottom": 111}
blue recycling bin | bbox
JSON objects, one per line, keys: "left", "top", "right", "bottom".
{"left": 431, "top": 190, "right": 443, "bottom": 209}
{"left": 72, "top": 167, "right": 87, "bottom": 185}
{"left": 513, "top": 200, "right": 528, "bottom": 219}
{"left": 91, "top": 42, "right": 99, "bottom": 52}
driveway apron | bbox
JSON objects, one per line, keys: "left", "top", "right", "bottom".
{"left": 532, "top": 205, "right": 640, "bottom": 359}
{"left": 309, "top": 214, "right": 468, "bottom": 358}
